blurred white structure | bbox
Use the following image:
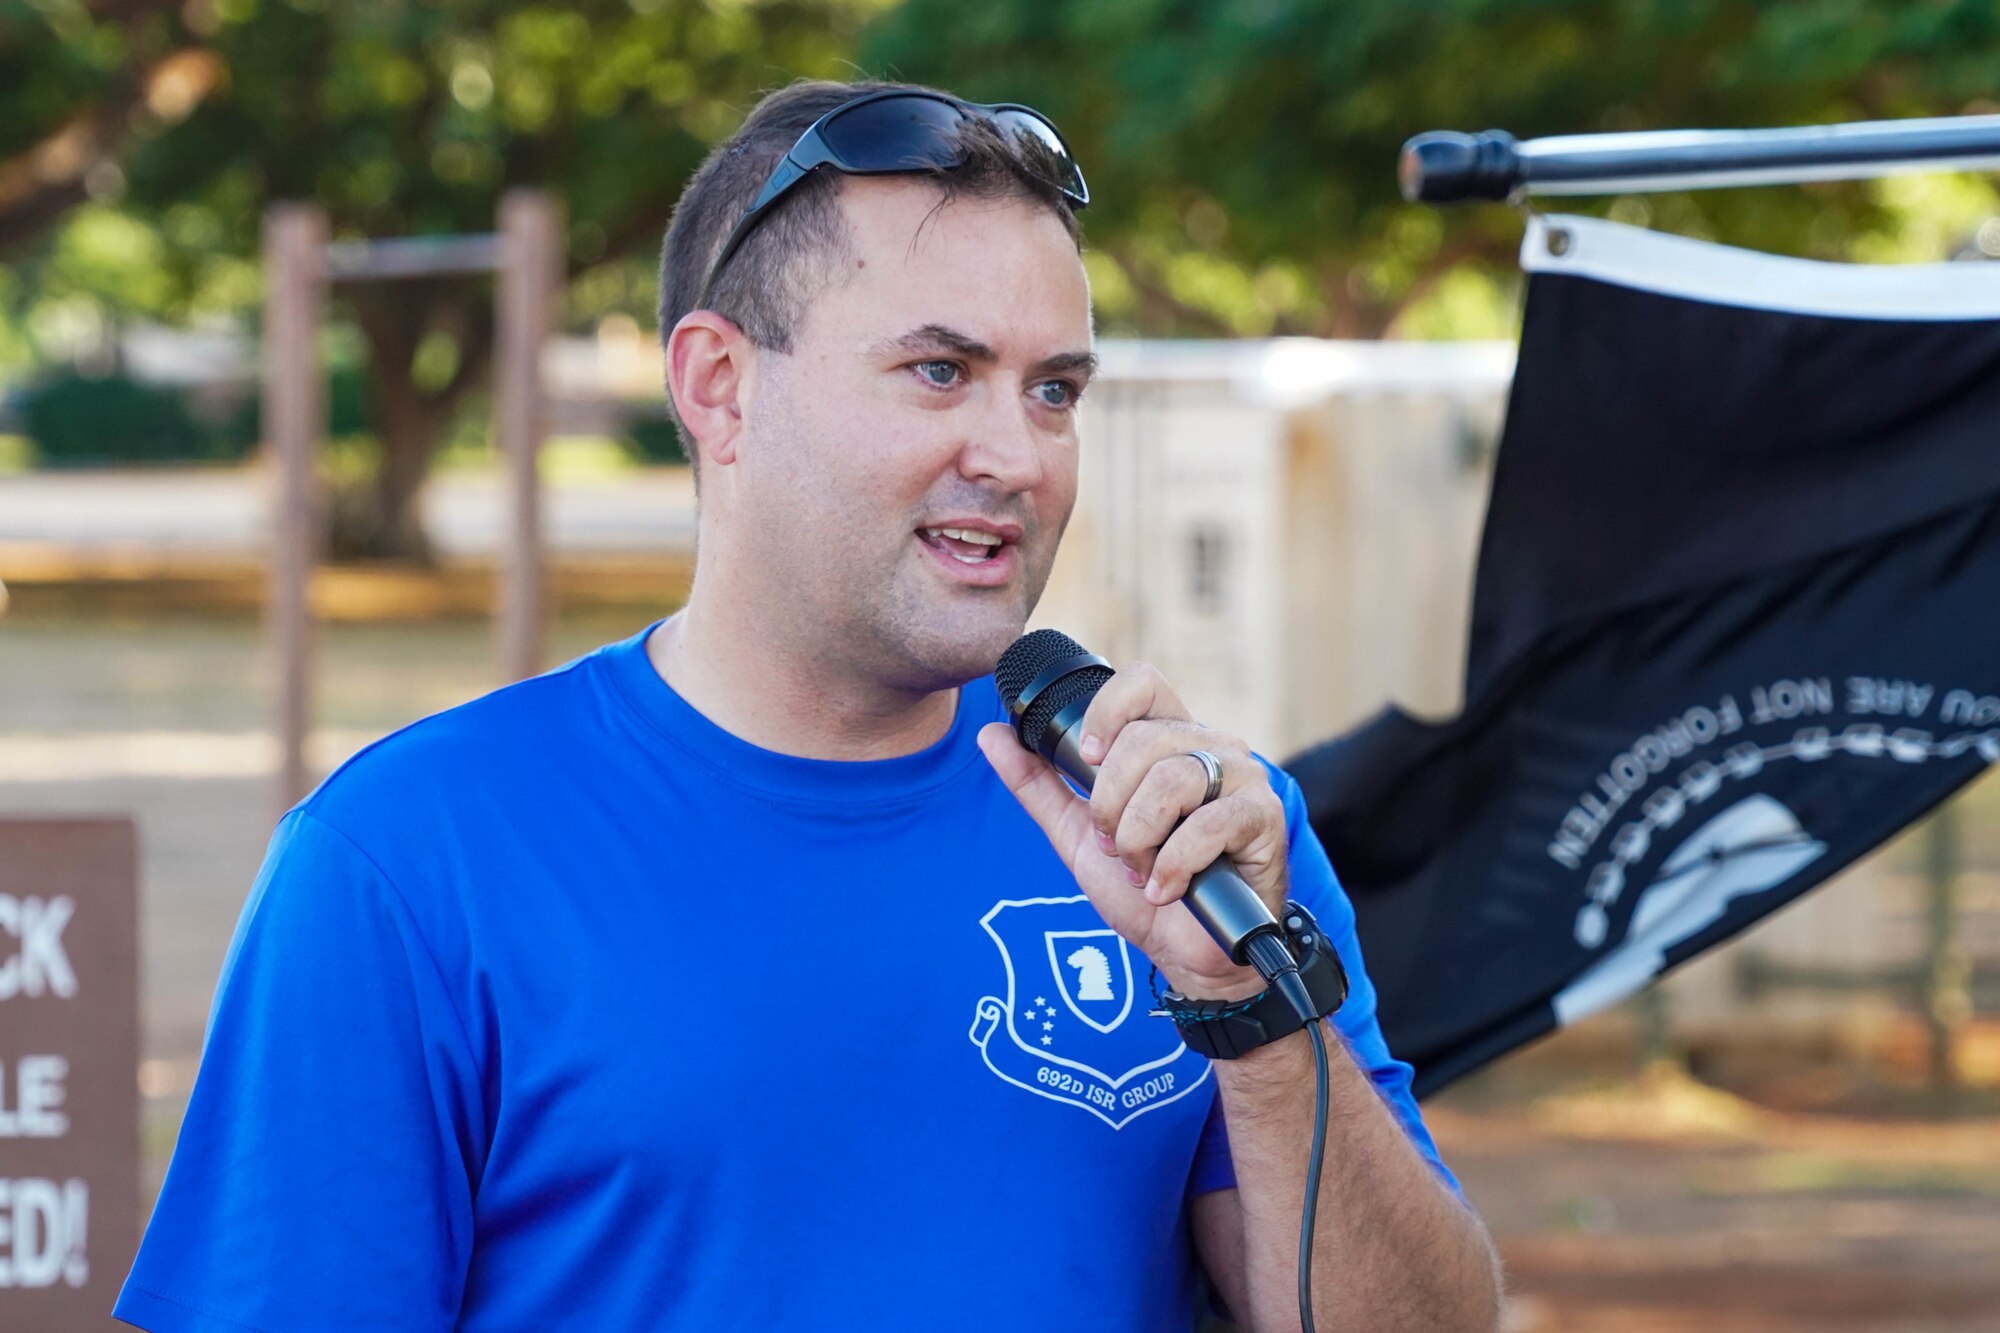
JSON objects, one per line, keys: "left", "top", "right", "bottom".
{"left": 1036, "top": 338, "right": 1513, "bottom": 757}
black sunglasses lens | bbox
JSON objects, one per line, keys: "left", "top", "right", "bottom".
{"left": 991, "top": 109, "right": 1088, "bottom": 204}
{"left": 819, "top": 95, "right": 968, "bottom": 170}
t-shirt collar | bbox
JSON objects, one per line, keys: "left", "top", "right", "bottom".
{"left": 597, "top": 618, "right": 998, "bottom": 804}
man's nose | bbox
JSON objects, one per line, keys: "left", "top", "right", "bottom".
{"left": 959, "top": 387, "right": 1048, "bottom": 492}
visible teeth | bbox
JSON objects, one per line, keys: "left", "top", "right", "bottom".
{"left": 924, "top": 526, "right": 1002, "bottom": 547}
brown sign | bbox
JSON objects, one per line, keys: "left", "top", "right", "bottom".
{"left": 0, "top": 819, "right": 138, "bottom": 1331}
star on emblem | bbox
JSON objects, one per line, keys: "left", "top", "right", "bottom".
{"left": 1042, "top": 1020, "right": 1053, "bottom": 1031}
{"left": 1041, "top": 1035, "right": 1053, "bottom": 1046}
{"left": 1022, "top": 1008, "right": 1037, "bottom": 1020}
{"left": 1044, "top": 1006, "right": 1057, "bottom": 1018}
{"left": 1035, "top": 996, "right": 1047, "bottom": 1006}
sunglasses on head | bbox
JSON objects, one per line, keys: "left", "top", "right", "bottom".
{"left": 694, "top": 89, "right": 1090, "bottom": 312}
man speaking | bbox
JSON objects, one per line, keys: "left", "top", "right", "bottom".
{"left": 116, "top": 80, "right": 1499, "bottom": 1332}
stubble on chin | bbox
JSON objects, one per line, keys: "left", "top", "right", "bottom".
{"left": 870, "top": 590, "right": 1026, "bottom": 691}
{"left": 862, "top": 543, "right": 1051, "bottom": 691}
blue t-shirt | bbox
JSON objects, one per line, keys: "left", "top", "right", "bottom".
{"left": 116, "top": 621, "right": 1455, "bottom": 1333}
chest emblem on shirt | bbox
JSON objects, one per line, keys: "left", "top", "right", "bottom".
{"left": 970, "top": 896, "right": 1210, "bottom": 1129}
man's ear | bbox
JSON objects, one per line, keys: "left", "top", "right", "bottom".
{"left": 665, "top": 310, "right": 751, "bottom": 469}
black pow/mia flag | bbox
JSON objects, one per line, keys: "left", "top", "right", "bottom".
{"left": 1288, "top": 214, "right": 2000, "bottom": 1098}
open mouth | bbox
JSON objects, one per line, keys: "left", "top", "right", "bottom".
{"left": 917, "top": 525, "right": 1005, "bottom": 564}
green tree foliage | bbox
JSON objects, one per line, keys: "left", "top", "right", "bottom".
{"left": 861, "top": 0, "right": 2000, "bottom": 338}
{"left": 15, "top": 359, "right": 369, "bottom": 467}
{"left": 21, "top": 367, "right": 233, "bottom": 466}
{"left": 2, "top": 0, "right": 887, "bottom": 559}
{"left": 0, "top": 1, "right": 212, "bottom": 251}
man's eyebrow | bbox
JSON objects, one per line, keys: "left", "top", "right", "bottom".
{"left": 1031, "top": 349, "right": 1098, "bottom": 384}
{"left": 871, "top": 323, "right": 997, "bottom": 363}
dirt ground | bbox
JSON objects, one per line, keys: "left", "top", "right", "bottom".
{"left": 1428, "top": 1058, "right": 2000, "bottom": 1332}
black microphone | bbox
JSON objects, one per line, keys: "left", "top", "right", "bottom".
{"left": 994, "top": 628, "right": 1314, "bottom": 1020}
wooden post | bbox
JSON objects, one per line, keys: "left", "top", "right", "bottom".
{"left": 262, "top": 204, "right": 327, "bottom": 813}
{"left": 494, "top": 190, "right": 562, "bottom": 682}
{"left": 1922, "top": 803, "right": 1969, "bottom": 1103}
{"left": 1635, "top": 983, "right": 1677, "bottom": 1073}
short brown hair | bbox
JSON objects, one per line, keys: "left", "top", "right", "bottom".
{"left": 656, "top": 79, "right": 1085, "bottom": 465}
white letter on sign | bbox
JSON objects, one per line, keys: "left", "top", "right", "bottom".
{"left": 9, "top": 1178, "right": 63, "bottom": 1287}
{"left": 0, "top": 1056, "right": 71, "bottom": 1137}
{"left": 0, "top": 896, "right": 77, "bottom": 1000}
{"left": 0, "top": 1179, "right": 88, "bottom": 1288}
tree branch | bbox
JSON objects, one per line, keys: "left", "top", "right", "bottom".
{"left": 0, "top": 43, "right": 221, "bottom": 253}
{"left": 1103, "top": 245, "right": 1240, "bottom": 338}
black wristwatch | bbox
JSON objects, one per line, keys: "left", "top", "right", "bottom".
{"left": 1152, "top": 902, "right": 1349, "bottom": 1060}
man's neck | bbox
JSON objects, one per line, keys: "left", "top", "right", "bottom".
{"left": 645, "top": 599, "right": 959, "bottom": 761}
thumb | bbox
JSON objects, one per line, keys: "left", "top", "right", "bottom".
{"left": 977, "top": 722, "right": 1088, "bottom": 866}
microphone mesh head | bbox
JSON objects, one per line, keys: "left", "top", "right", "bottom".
{"left": 995, "top": 628, "right": 1112, "bottom": 753}
{"left": 994, "top": 628, "right": 1088, "bottom": 710}
{"left": 1018, "top": 665, "right": 1111, "bottom": 754}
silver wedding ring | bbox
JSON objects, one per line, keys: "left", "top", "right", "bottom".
{"left": 1183, "top": 749, "right": 1224, "bottom": 806}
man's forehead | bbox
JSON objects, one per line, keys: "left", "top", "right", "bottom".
{"left": 829, "top": 177, "right": 1092, "bottom": 355}
{"left": 835, "top": 174, "right": 1043, "bottom": 248}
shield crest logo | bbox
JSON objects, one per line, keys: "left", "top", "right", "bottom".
{"left": 969, "top": 895, "right": 1210, "bottom": 1129}
{"left": 1044, "top": 929, "right": 1133, "bottom": 1033}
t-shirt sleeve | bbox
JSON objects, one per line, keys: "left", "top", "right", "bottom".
{"left": 115, "top": 809, "right": 484, "bottom": 1333}
{"left": 1186, "top": 1093, "right": 1236, "bottom": 1197}
{"left": 1185, "top": 764, "right": 1462, "bottom": 1199}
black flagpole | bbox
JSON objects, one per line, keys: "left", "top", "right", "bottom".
{"left": 1400, "top": 114, "right": 2000, "bottom": 204}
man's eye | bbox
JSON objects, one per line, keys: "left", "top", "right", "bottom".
{"left": 913, "top": 360, "right": 961, "bottom": 388}
{"left": 1034, "top": 379, "right": 1079, "bottom": 409}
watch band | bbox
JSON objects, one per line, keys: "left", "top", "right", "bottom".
{"left": 1153, "top": 902, "right": 1349, "bottom": 1060}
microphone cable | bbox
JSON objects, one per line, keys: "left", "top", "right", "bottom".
{"left": 1299, "top": 1016, "right": 1331, "bottom": 1333}
{"left": 1248, "top": 933, "right": 1330, "bottom": 1333}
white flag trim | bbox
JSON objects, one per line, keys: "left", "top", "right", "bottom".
{"left": 1523, "top": 213, "right": 2000, "bottom": 322}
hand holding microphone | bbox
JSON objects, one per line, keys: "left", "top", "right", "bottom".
{"left": 979, "top": 629, "right": 1312, "bottom": 1015}
{"left": 985, "top": 630, "right": 1339, "bottom": 1333}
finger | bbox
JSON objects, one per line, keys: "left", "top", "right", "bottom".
{"left": 1112, "top": 752, "right": 1216, "bottom": 884}
{"left": 1087, "top": 715, "right": 1196, "bottom": 847}
{"left": 1089, "top": 718, "right": 1250, "bottom": 850}
{"left": 977, "top": 723, "right": 1091, "bottom": 869}
{"left": 1075, "top": 661, "right": 1192, "bottom": 766}
{"left": 1144, "top": 787, "right": 1290, "bottom": 910}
